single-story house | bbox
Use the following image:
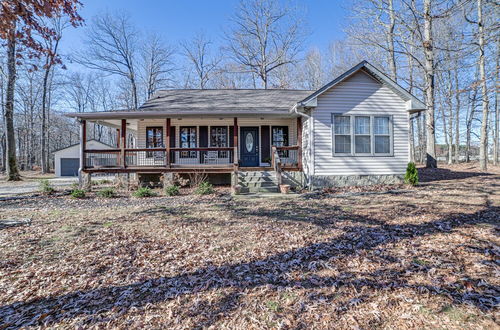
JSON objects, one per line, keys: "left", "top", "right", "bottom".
{"left": 66, "top": 61, "right": 426, "bottom": 191}
{"left": 53, "top": 139, "right": 114, "bottom": 177}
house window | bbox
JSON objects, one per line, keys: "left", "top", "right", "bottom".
{"left": 333, "top": 116, "right": 351, "bottom": 154}
{"left": 332, "top": 114, "right": 392, "bottom": 156}
{"left": 146, "top": 127, "right": 163, "bottom": 148}
{"left": 210, "top": 126, "right": 228, "bottom": 157}
{"left": 272, "top": 126, "right": 289, "bottom": 157}
{"left": 146, "top": 127, "right": 163, "bottom": 158}
{"left": 374, "top": 116, "right": 391, "bottom": 154}
{"left": 354, "top": 116, "right": 371, "bottom": 154}
{"left": 180, "top": 126, "right": 197, "bottom": 158}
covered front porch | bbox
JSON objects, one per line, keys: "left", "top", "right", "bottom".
{"left": 78, "top": 115, "right": 303, "bottom": 174}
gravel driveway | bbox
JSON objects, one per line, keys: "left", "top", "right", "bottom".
{"left": 0, "top": 177, "right": 79, "bottom": 197}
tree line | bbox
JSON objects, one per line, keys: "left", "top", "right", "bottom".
{"left": 0, "top": 0, "right": 498, "bottom": 180}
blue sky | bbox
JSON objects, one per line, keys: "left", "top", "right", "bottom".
{"left": 60, "top": 0, "right": 350, "bottom": 56}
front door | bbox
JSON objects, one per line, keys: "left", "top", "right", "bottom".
{"left": 240, "top": 127, "right": 259, "bottom": 167}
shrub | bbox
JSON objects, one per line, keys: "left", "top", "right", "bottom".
{"left": 133, "top": 187, "right": 157, "bottom": 198}
{"left": 39, "top": 179, "right": 55, "bottom": 194}
{"left": 92, "top": 179, "right": 112, "bottom": 186}
{"left": 194, "top": 181, "right": 214, "bottom": 195}
{"left": 165, "top": 185, "right": 180, "bottom": 196}
{"left": 404, "top": 162, "right": 419, "bottom": 185}
{"left": 70, "top": 189, "right": 86, "bottom": 198}
{"left": 98, "top": 187, "right": 116, "bottom": 198}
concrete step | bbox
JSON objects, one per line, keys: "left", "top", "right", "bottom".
{"left": 238, "top": 171, "right": 274, "bottom": 177}
{"left": 239, "top": 181, "right": 278, "bottom": 188}
{"left": 240, "top": 186, "right": 279, "bottom": 193}
{"left": 238, "top": 176, "right": 277, "bottom": 183}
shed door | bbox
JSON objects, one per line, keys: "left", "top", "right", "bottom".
{"left": 60, "top": 158, "right": 79, "bottom": 176}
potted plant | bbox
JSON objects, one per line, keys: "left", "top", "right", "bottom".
{"left": 279, "top": 184, "right": 291, "bottom": 194}
{"left": 263, "top": 157, "right": 272, "bottom": 166}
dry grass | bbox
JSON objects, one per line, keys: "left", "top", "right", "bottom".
{"left": 0, "top": 170, "right": 54, "bottom": 184}
{"left": 0, "top": 163, "right": 499, "bottom": 329}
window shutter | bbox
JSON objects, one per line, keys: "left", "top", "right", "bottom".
{"left": 199, "top": 126, "right": 208, "bottom": 164}
{"left": 261, "top": 126, "right": 270, "bottom": 162}
{"left": 170, "top": 126, "right": 176, "bottom": 163}
{"left": 229, "top": 126, "right": 234, "bottom": 147}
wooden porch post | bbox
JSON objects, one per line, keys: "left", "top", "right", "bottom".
{"left": 165, "top": 118, "right": 171, "bottom": 167}
{"left": 233, "top": 117, "right": 238, "bottom": 169}
{"left": 78, "top": 119, "right": 86, "bottom": 186}
{"left": 297, "top": 117, "right": 302, "bottom": 170}
{"left": 121, "top": 119, "right": 126, "bottom": 168}
{"left": 80, "top": 119, "right": 86, "bottom": 171}
{"left": 116, "top": 128, "right": 120, "bottom": 148}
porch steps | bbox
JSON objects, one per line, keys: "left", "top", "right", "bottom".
{"left": 237, "top": 170, "right": 279, "bottom": 193}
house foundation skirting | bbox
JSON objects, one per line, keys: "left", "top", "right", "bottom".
{"left": 310, "top": 174, "right": 404, "bottom": 189}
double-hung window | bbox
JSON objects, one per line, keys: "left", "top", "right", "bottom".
{"left": 180, "top": 126, "right": 197, "bottom": 158}
{"left": 210, "top": 126, "right": 228, "bottom": 157}
{"left": 374, "top": 117, "right": 391, "bottom": 154}
{"left": 332, "top": 114, "right": 392, "bottom": 156}
{"left": 354, "top": 116, "right": 371, "bottom": 154}
{"left": 333, "top": 116, "right": 351, "bottom": 154}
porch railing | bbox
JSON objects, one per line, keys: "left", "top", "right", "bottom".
{"left": 85, "top": 149, "right": 120, "bottom": 168}
{"left": 84, "top": 146, "right": 299, "bottom": 169}
{"left": 275, "top": 146, "right": 300, "bottom": 167}
{"left": 84, "top": 147, "right": 235, "bottom": 168}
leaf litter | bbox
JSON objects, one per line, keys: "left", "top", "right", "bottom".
{"left": 0, "top": 164, "right": 498, "bottom": 329}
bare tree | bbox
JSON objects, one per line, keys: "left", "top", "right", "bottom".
{"left": 141, "top": 33, "right": 175, "bottom": 99}
{"left": 476, "top": 0, "right": 490, "bottom": 170}
{"left": 180, "top": 33, "right": 220, "bottom": 89}
{"left": 422, "top": 0, "right": 437, "bottom": 168}
{"left": 4, "top": 26, "right": 20, "bottom": 179}
{"left": 298, "top": 48, "right": 324, "bottom": 90}
{"left": 76, "top": 12, "right": 140, "bottom": 109}
{"left": 494, "top": 36, "right": 499, "bottom": 165}
{"left": 40, "top": 18, "right": 67, "bottom": 173}
{"left": 225, "top": 0, "right": 304, "bottom": 89}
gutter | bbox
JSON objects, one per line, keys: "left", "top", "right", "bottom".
{"left": 292, "top": 103, "right": 313, "bottom": 190}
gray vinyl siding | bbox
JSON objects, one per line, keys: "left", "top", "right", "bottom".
{"left": 312, "top": 70, "right": 409, "bottom": 176}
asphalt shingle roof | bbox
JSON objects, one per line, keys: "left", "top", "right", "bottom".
{"left": 139, "top": 89, "right": 314, "bottom": 114}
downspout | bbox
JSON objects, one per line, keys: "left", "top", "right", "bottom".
{"left": 292, "top": 103, "right": 313, "bottom": 190}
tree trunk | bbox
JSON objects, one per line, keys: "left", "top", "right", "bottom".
{"left": 409, "top": 116, "right": 415, "bottom": 162}
{"left": 387, "top": 0, "right": 397, "bottom": 81}
{"left": 5, "top": 29, "right": 20, "bottom": 181}
{"left": 1, "top": 133, "right": 6, "bottom": 172}
{"left": 447, "top": 71, "right": 453, "bottom": 165}
{"left": 40, "top": 65, "right": 51, "bottom": 173}
{"left": 494, "top": 36, "right": 499, "bottom": 166}
{"left": 454, "top": 62, "right": 461, "bottom": 163}
{"left": 423, "top": 0, "right": 436, "bottom": 168}
{"left": 440, "top": 99, "right": 449, "bottom": 163}
{"left": 477, "top": 0, "right": 489, "bottom": 170}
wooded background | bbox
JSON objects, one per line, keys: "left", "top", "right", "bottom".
{"left": 0, "top": 0, "right": 498, "bottom": 178}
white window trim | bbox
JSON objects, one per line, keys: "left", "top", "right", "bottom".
{"left": 331, "top": 113, "right": 393, "bottom": 157}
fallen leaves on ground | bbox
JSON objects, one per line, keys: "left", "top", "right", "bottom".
{"left": 0, "top": 164, "right": 499, "bottom": 329}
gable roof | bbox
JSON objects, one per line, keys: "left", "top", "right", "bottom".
{"left": 295, "top": 61, "right": 426, "bottom": 113}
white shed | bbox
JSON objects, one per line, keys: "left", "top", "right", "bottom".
{"left": 53, "top": 140, "right": 113, "bottom": 177}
